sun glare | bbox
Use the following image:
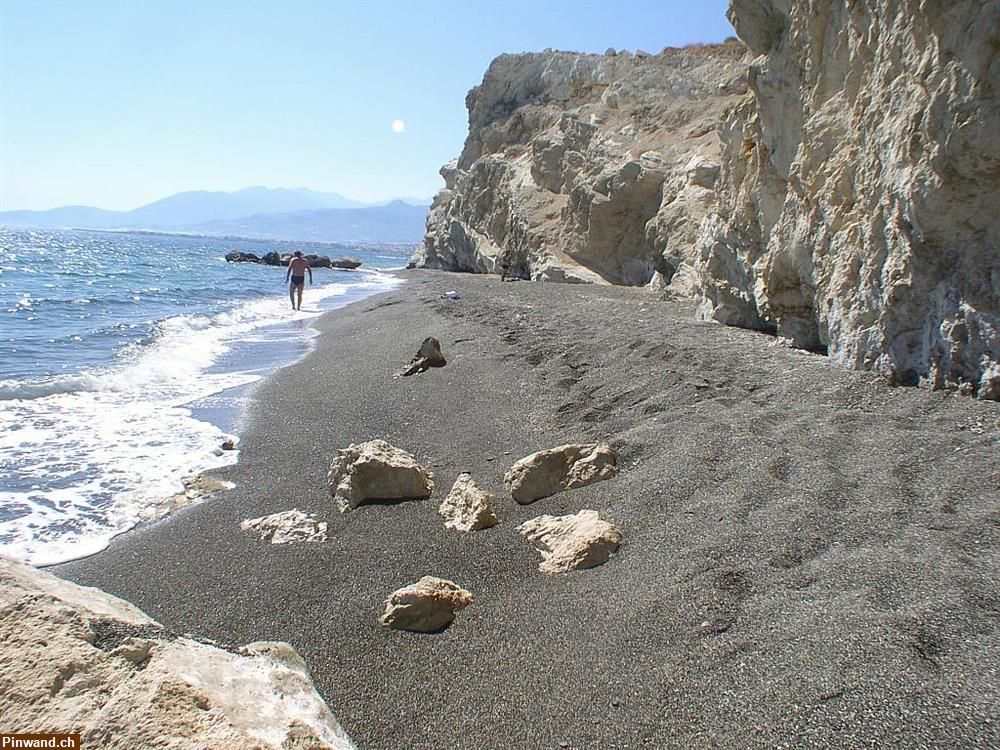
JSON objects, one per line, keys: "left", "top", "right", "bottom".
{"left": 391, "top": 119, "right": 406, "bottom": 133}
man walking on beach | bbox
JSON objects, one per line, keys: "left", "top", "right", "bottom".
{"left": 285, "top": 251, "right": 313, "bottom": 310}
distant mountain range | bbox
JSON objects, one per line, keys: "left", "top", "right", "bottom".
{"left": 189, "top": 201, "right": 428, "bottom": 245}
{"left": 0, "top": 187, "right": 431, "bottom": 244}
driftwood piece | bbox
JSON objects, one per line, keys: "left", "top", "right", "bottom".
{"left": 396, "top": 337, "right": 447, "bottom": 377}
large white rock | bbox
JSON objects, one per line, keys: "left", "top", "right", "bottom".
{"left": 438, "top": 473, "right": 500, "bottom": 532}
{"left": 505, "top": 443, "right": 618, "bottom": 504}
{"left": 693, "top": 0, "right": 1000, "bottom": 398}
{"left": 240, "top": 509, "right": 328, "bottom": 544}
{"left": 518, "top": 510, "right": 623, "bottom": 574}
{"left": 328, "top": 439, "right": 434, "bottom": 512}
{"left": 0, "top": 557, "right": 355, "bottom": 749}
{"left": 379, "top": 576, "right": 474, "bottom": 633}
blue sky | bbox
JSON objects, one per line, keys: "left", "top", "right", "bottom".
{"left": 0, "top": 0, "right": 735, "bottom": 211}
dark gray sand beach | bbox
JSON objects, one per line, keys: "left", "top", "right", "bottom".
{"left": 59, "top": 271, "right": 1000, "bottom": 749}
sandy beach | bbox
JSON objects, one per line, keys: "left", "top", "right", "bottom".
{"left": 57, "top": 270, "right": 1000, "bottom": 750}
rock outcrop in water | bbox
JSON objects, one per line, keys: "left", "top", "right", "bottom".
{"left": 228, "top": 251, "right": 362, "bottom": 269}
{"left": 411, "top": 44, "right": 748, "bottom": 287}
{"left": 695, "top": 0, "right": 1000, "bottom": 398}
{"left": 413, "top": 2, "right": 999, "bottom": 398}
{"left": 0, "top": 558, "right": 355, "bottom": 749}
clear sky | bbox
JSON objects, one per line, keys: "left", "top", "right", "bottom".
{"left": 0, "top": 0, "right": 735, "bottom": 211}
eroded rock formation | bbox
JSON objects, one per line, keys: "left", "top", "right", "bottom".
{"left": 411, "top": 45, "right": 748, "bottom": 286}
{"left": 0, "top": 558, "right": 355, "bottom": 748}
{"left": 413, "top": 2, "right": 999, "bottom": 398}
{"left": 695, "top": 0, "right": 1000, "bottom": 397}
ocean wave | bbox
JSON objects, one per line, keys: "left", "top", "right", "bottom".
{"left": 1, "top": 230, "right": 403, "bottom": 567}
{"left": 0, "top": 276, "right": 370, "bottom": 403}
{"left": 0, "top": 373, "right": 110, "bottom": 401}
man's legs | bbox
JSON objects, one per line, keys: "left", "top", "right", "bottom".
{"left": 295, "top": 283, "right": 304, "bottom": 310}
{"left": 289, "top": 282, "right": 296, "bottom": 309}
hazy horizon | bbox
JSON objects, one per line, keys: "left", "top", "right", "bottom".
{"left": 2, "top": 185, "right": 434, "bottom": 215}
{"left": 1, "top": 0, "right": 735, "bottom": 212}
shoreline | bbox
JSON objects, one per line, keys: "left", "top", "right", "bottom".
{"left": 56, "top": 271, "right": 1000, "bottom": 749}
{"left": 3, "top": 268, "right": 402, "bottom": 568}
{"left": 119, "top": 269, "right": 412, "bottom": 555}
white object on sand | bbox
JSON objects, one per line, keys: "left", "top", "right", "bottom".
{"left": 240, "top": 509, "right": 328, "bottom": 544}
{"left": 518, "top": 509, "right": 622, "bottom": 574}
{"left": 438, "top": 473, "right": 500, "bottom": 532}
{"left": 379, "top": 576, "right": 474, "bottom": 632}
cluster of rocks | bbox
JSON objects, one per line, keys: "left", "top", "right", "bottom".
{"left": 225, "top": 251, "right": 362, "bottom": 269}
{"left": 0, "top": 557, "right": 356, "bottom": 749}
{"left": 240, "top": 439, "right": 623, "bottom": 634}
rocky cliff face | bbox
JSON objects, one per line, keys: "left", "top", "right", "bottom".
{"left": 696, "top": 0, "right": 1000, "bottom": 398}
{"left": 412, "top": 45, "right": 749, "bottom": 287}
{"left": 414, "top": 1, "right": 999, "bottom": 398}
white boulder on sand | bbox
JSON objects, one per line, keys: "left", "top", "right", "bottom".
{"left": 518, "top": 510, "right": 622, "bottom": 574}
{"left": 0, "top": 558, "right": 355, "bottom": 749}
{"left": 379, "top": 576, "right": 474, "bottom": 633}
{"left": 438, "top": 473, "right": 500, "bottom": 532}
{"left": 505, "top": 443, "right": 618, "bottom": 504}
{"left": 240, "top": 509, "right": 328, "bottom": 544}
{"left": 328, "top": 439, "right": 434, "bottom": 512}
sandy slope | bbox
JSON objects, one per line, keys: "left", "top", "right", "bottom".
{"left": 58, "top": 271, "right": 1000, "bottom": 749}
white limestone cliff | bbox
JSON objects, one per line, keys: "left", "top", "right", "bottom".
{"left": 411, "top": 45, "right": 748, "bottom": 287}
{"left": 695, "top": 0, "right": 1000, "bottom": 398}
{"left": 413, "top": 2, "right": 999, "bottom": 398}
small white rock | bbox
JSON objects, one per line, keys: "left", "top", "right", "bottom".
{"left": 518, "top": 509, "right": 622, "bottom": 574}
{"left": 240, "top": 509, "right": 328, "bottom": 545}
{"left": 379, "top": 576, "right": 474, "bottom": 633}
{"left": 438, "top": 473, "right": 500, "bottom": 532}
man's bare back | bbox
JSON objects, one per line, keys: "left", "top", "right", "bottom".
{"left": 285, "top": 251, "right": 313, "bottom": 310}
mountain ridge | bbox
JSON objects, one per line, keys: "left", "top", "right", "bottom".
{"left": 185, "top": 200, "right": 428, "bottom": 244}
{"left": 1, "top": 186, "right": 431, "bottom": 231}
{"left": 1, "top": 186, "right": 432, "bottom": 244}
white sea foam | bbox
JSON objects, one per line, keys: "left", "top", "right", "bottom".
{"left": 0, "top": 271, "right": 402, "bottom": 565}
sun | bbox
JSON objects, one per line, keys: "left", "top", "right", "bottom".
{"left": 391, "top": 119, "right": 406, "bottom": 133}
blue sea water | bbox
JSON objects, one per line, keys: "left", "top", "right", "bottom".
{"left": 0, "top": 227, "right": 404, "bottom": 565}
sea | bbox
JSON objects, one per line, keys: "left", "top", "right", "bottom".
{"left": 0, "top": 227, "right": 404, "bottom": 566}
